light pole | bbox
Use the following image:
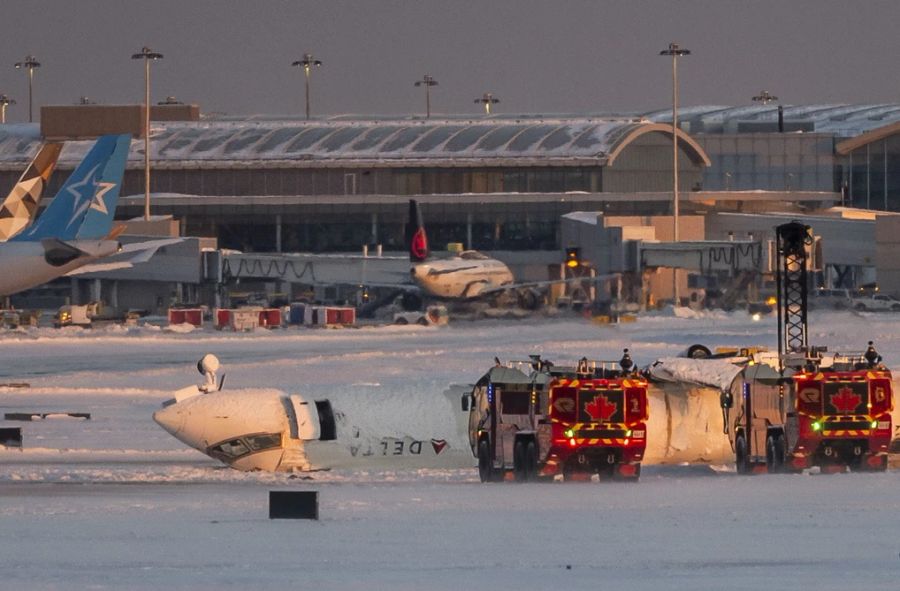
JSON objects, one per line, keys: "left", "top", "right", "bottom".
{"left": 291, "top": 53, "right": 322, "bottom": 120}
{"left": 475, "top": 92, "right": 499, "bottom": 115}
{"left": 131, "top": 46, "right": 164, "bottom": 221}
{"left": 414, "top": 75, "right": 438, "bottom": 118}
{"left": 14, "top": 55, "right": 40, "bottom": 123}
{"left": 659, "top": 42, "right": 690, "bottom": 306}
{"left": 0, "top": 95, "right": 15, "bottom": 124}
{"left": 752, "top": 90, "right": 784, "bottom": 132}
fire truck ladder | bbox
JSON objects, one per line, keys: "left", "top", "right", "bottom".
{"left": 775, "top": 221, "right": 812, "bottom": 361}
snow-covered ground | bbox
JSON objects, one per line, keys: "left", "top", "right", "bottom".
{"left": 1, "top": 309, "right": 899, "bottom": 590}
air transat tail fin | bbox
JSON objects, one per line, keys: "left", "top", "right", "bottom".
{"left": 407, "top": 199, "right": 430, "bottom": 262}
{"left": 0, "top": 142, "right": 64, "bottom": 241}
{"left": 74, "top": 134, "right": 131, "bottom": 239}
{"left": 12, "top": 134, "right": 132, "bottom": 242}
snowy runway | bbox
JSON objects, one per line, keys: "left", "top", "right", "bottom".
{"left": 1, "top": 310, "right": 899, "bottom": 589}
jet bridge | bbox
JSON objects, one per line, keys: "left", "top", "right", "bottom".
{"left": 204, "top": 251, "right": 411, "bottom": 287}
{"left": 638, "top": 240, "right": 769, "bottom": 274}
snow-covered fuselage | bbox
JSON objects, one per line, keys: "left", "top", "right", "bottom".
{"left": 411, "top": 251, "right": 514, "bottom": 299}
{"left": 0, "top": 239, "right": 120, "bottom": 296}
{"left": 153, "top": 385, "right": 474, "bottom": 472}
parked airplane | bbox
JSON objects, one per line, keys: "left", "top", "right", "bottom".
{"left": 406, "top": 199, "right": 516, "bottom": 300}
{"left": 0, "top": 134, "right": 131, "bottom": 296}
{"left": 153, "top": 354, "right": 473, "bottom": 472}
{"left": 0, "top": 141, "right": 64, "bottom": 241}
{"left": 405, "top": 199, "right": 613, "bottom": 306}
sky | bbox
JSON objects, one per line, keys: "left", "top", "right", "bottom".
{"left": 0, "top": 0, "right": 897, "bottom": 121}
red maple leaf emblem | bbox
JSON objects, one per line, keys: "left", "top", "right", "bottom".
{"left": 584, "top": 394, "right": 617, "bottom": 421}
{"left": 831, "top": 386, "right": 862, "bottom": 413}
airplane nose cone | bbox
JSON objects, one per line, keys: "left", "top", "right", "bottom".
{"left": 153, "top": 403, "right": 185, "bottom": 437}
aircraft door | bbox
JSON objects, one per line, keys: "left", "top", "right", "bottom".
{"left": 290, "top": 395, "right": 321, "bottom": 440}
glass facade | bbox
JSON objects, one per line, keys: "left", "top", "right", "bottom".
{"left": 697, "top": 133, "right": 835, "bottom": 192}
{"left": 844, "top": 135, "right": 900, "bottom": 211}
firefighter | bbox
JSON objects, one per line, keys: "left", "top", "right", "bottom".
{"left": 864, "top": 341, "right": 882, "bottom": 368}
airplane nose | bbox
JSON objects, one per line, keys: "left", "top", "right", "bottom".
{"left": 153, "top": 403, "right": 184, "bottom": 437}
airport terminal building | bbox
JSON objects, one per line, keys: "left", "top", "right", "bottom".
{"left": 0, "top": 102, "right": 899, "bottom": 310}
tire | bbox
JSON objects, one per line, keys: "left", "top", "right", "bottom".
{"left": 766, "top": 433, "right": 784, "bottom": 474}
{"left": 394, "top": 317, "right": 409, "bottom": 325}
{"left": 524, "top": 440, "right": 538, "bottom": 482}
{"left": 892, "top": 304, "right": 900, "bottom": 312}
{"left": 735, "top": 434, "right": 751, "bottom": 474}
{"left": 478, "top": 439, "right": 495, "bottom": 483}
{"left": 513, "top": 440, "right": 526, "bottom": 482}
{"left": 686, "top": 344, "right": 712, "bottom": 359}
{"left": 854, "top": 303, "right": 867, "bottom": 311}
{"left": 416, "top": 317, "right": 429, "bottom": 326}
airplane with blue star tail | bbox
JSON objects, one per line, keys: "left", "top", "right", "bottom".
{"left": 0, "top": 134, "right": 134, "bottom": 296}
{"left": 13, "top": 133, "right": 131, "bottom": 242}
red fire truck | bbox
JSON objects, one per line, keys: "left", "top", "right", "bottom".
{"left": 721, "top": 221, "right": 893, "bottom": 472}
{"left": 726, "top": 350, "right": 893, "bottom": 472}
{"left": 466, "top": 353, "right": 649, "bottom": 482}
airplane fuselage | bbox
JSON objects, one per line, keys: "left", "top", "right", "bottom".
{"left": 411, "top": 252, "right": 514, "bottom": 299}
{"left": 154, "top": 385, "right": 474, "bottom": 472}
{"left": 0, "top": 239, "right": 119, "bottom": 296}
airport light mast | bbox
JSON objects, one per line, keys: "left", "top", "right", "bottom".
{"left": 752, "top": 90, "right": 784, "bottom": 133}
{"left": 292, "top": 53, "right": 323, "bottom": 120}
{"left": 14, "top": 55, "right": 40, "bottom": 123}
{"left": 475, "top": 92, "right": 499, "bottom": 115}
{"left": 131, "top": 46, "right": 164, "bottom": 221}
{"left": 659, "top": 42, "right": 690, "bottom": 306}
{"left": 414, "top": 75, "right": 438, "bottom": 118}
{"left": 0, "top": 95, "right": 15, "bottom": 124}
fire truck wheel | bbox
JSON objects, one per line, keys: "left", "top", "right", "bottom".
{"left": 766, "top": 434, "right": 785, "bottom": 473}
{"left": 513, "top": 440, "right": 527, "bottom": 482}
{"left": 478, "top": 440, "right": 495, "bottom": 483}
{"left": 735, "top": 434, "right": 751, "bottom": 474}
{"left": 524, "top": 441, "right": 538, "bottom": 481}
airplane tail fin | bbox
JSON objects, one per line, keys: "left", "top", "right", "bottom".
{"left": 12, "top": 134, "right": 132, "bottom": 242}
{"left": 0, "top": 142, "right": 64, "bottom": 242}
{"left": 407, "top": 199, "right": 430, "bottom": 262}
{"left": 74, "top": 134, "right": 131, "bottom": 240}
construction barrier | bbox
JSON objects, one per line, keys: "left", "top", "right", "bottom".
{"left": 214, "top": 308, "right": 283, "bottom": 331}
{"left": 168, "top": 308, "right": 204, "bottom": 327}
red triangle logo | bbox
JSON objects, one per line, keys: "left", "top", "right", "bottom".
{"left": 430, "top": 439, "right": 447, "bottom": 454}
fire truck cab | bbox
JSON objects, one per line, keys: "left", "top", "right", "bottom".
{"left": 467, "top": 352, "right": 649, "bottom": 482}
{"left": 724, "top": 347, "right": 893, "bottom": 473}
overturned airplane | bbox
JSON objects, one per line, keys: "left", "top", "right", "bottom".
{"left": 155, "top": 352, "right": 757, "bottom": 473}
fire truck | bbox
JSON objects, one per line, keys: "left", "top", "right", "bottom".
{"left": 721, "top": 221, "right": 893, "bottom": 472}
{"left": 466, "top": 352, "right": 649, "bottom": 482}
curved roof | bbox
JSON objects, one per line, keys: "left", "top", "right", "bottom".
{"left": 835, "top": 120, "right": 900, "bottom": 155}
{"left": 0, "top": 117, "right": 710, "bottom": 169}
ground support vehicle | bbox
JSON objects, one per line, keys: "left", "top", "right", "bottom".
{"left": 467, "top": 354, "right": 649, "bottom": 482}
{"left": 851, "top": 293, "right": 900, "bottom": 312}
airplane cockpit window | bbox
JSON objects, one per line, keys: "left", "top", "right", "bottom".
{"left": 459, "top": 251, "right": 488, "bottom": 260}
{"left": 246, "top": 433, "right": 282, "bottom": 451}
{"left": 209, "top": 438, "right": 250, "bottom": 460}
{"left": 207, "top": 433, "right": 281, "bottom": 461}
